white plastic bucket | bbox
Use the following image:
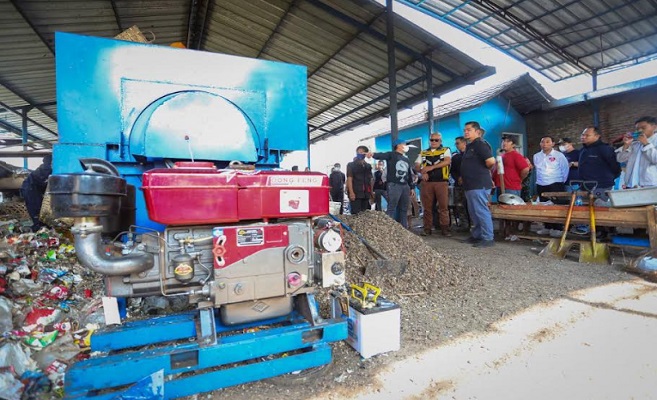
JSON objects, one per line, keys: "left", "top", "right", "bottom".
{"left": 329, "top": 201, "right": 341, "bottom": 215}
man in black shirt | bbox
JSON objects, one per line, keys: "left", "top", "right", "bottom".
{"left": 346, "top": 146, "right": 373, "bottom": 215}
{"left": 373, "top": 160, "right": 387, "bottom": 211}
{"left": 368, "top": 139, "right": 414, "bottom": 228}
{"left": 451, "top": 136, "right": 470, "bottom": 231}
{"left": 460, "top": 121, "right": 496, "bottom": 247}
{"left": 328, "top": 163, "right": 346, "bottom": 214}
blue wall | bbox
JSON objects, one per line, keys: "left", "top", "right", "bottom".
{"left": 375, "top": 96, "right": 527, "bottom": 155}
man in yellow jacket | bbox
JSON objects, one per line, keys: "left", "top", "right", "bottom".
{"left": 415, "top": 132, "right": 452, "bottom": 236}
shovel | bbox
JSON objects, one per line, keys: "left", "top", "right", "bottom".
{"left": 539, "top": 190, "right": 577, "bottom": 259}
{"left": 328, "top": 213, "right": 408, "bottom": 275}
{"left": 579, "top": 192, "right": 610, "bottom": 264}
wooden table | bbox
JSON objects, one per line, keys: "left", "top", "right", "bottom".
{"left": 490, "top": 204, "right": 657, "bottom": 250}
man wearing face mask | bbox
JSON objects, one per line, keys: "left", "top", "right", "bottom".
{"left": 367, "top": 140, "right": 414, "bottom": 228}
{"left": 329, "top": 163, "right": 346, "bottom": 214}
{"left": 346, "top": 145, "right": 373, "bottom": 215}
{"left": 557, "top": 138, "right": 580, "bottom": 188}
{"left": 373, "top": 160, "right": 387, "bottom": 211}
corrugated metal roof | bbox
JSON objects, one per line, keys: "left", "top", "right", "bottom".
{"left": 0, "top": 0, "right": 493, "bottom": 148}
{"left": 398, "top": 0, "right": 657, "bottom": 81}
{"left": 364, "top": 73, "right": 553, "bottom": 138}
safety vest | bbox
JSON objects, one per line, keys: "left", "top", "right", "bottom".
{"left": 420, "top": 147, "right": 450, "bottom": 182}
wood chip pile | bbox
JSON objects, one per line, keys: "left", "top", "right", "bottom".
{"left": 336, "top": 210, "right": 474, "bottom": 302}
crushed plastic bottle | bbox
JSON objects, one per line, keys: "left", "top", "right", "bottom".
{"left": 0, "top": 297, "right": 13, "bottom": 334}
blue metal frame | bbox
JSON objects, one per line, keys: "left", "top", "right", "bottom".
{"left": 66, "top": 303, "right": 347, "bottom": 398}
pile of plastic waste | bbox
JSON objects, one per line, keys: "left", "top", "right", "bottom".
{"left": 0, "top": 218, "right": 105, "bottom": 399}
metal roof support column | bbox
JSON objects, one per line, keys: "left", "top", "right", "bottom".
{"left": 425, "top": 59, "right": 434, "bottom": 135}
{"left": 307, "top": 127, "right": 311, "bottom": 169}
{"left": 592, "top": 70, "right": 599, "bottom": 127}
{"left": 386, "top": 0, "right": 398, "bottom": 144}
{"left": 21, "top": 107, "right": 33, "bottom": 169}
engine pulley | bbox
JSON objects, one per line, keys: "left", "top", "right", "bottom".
{"left": 315, "top": 229, "right": 342, "bottom": 252}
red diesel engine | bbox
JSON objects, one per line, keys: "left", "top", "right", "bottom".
{"left": 50, "top": 160, "right": 346, "bottom": 325}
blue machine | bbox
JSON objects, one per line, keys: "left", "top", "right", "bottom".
{"left": 53, "top": 33, "right": 347, "bottom": 398}
{"left": 54, "top": 32, "right": 309, "bottom": 229}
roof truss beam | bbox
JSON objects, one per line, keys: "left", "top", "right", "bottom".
{"left": 309, "top": 75, "right": 425, "bottom": 135}
{"left": 468, "top": 0, "right": 590, "bottom": 73}
{"left": 560, "top": 9, "right": 657, "bottom": 55}
{"left": 463, "top": 0, "right": 531, "bottom": 30}
{"left": 488, "top": 0, "right": 582, "bottom": 40}
{"left": 310, "top": 66, "right": 494, "bottom": 142}
{"left": 0, "top": 100, "right": 57, "bottom": 145}
{"left": 0, "top": 119, "right": 45, "bottom": 143}
{"left": 187, "top": 0, "right": 212, "bottom": 49}
{"left": 307, "top": 11, "right": 385, "bottom": 80}
{"left": 306, "top": 0, "right": 458, "bottom": 79}
{"left": 110, "top": 0, "right": 124, "bottom": 32}
{"left": 257, "top": 0, "right": 300, "bottom": 58}
{"left": 9, "top": 0, "right": 54, "bottom": 55}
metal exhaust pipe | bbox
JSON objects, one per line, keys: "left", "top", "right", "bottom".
{"left": 72, "top": 217, "right": 153, "bottom": 276}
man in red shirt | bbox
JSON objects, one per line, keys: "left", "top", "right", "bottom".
{"left": 493, "top": 135, "right": 530, "bottom": 197}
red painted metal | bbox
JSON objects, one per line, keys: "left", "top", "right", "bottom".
{"left": 142, "top": 163, "right": 329, "bottom": 225}
{"left": 212, "top": 224, "right": 290, "bottom": 269}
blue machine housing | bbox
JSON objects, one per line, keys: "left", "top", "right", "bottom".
{"left": 54, "top": 32, "right": 308, "bottom": 229}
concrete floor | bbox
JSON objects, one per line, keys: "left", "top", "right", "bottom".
{"left": 325, "top": 279, "right": 657, "bottom": 400}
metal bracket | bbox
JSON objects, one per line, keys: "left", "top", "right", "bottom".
{"left": 294, "top": 293, "right": 322, "bottom": 326}
{"left": 195, "top": 308, "right": 217, "bottom": 347}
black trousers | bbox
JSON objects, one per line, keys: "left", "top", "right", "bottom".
{"left": 350, "top": 198, "right": 370, "bottom": 215}
{"left": 21, "top": 184, "right": 46, "bottom": 228}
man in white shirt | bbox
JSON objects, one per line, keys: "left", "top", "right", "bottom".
{"left": 616, "top": 116, "right": 657, "bottom": 188}
{"left": 533, "top": 135, "right": 569, "bottom": 235}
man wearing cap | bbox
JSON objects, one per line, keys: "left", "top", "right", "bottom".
{"left": 557, "top": 138, "right": 580, "bottom": 188}
{"left": 460, "top": 121, "right": 496, "bottom": 247}
{"left": 494, "top": 135, "right": 530, "bottom": 198}
{"left": 367, "top": 139, "right": 414, "bottom": 228}
{"left": 415, "top": 132, "right": 452, "bottom": 236}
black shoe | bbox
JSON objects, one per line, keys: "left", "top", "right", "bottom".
{"left": 461, "top": 236, "right": 481, "bottom": 244}
{"left": 419, "top": 230, "right": 431, "bottom": 236}
{"left": 473, "top": 239, "right": 495, "bottom": 248}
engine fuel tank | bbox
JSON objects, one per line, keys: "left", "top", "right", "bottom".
{"left": 142, "top": 162, "right": 329, "bottom": 225}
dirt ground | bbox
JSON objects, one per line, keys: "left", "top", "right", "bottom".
{"left": 204, "top": 216, "right": 634, "bottom": 400}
